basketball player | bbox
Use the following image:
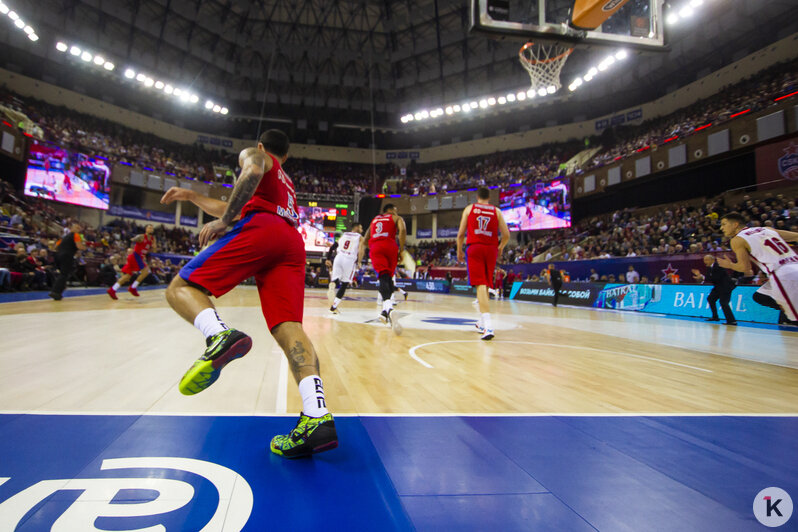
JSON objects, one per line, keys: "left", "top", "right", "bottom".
{"left": 716, "top": 212, "right": 798, "bottom": 323}
{"left": 107, "top": 224, "right": 157, "bottom": 299}
{"left": 456, "top": 187, "right": 510, "bottom": 340}
{"left": 360, "top": 203, "right": 406, "bottom": 334}
{"left": 328, "top": 222, "right": 363, "bottom": 314}
{"left": 160, "top": 130, "right": 337, "bottom": 458}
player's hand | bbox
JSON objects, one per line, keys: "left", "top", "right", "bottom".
{"left": 160, "top": 187, "right": 194, "bottom": 205}
{"left": 199, "top": 219, "right": 228, "bottom": 247}
{"left": 325, "top": 260, "right": 332, "bottom": 269}
{"left": 691, "top": 269, "right": 700, "bottom": 276}
{"left": 457, "top": 250, "right": 465, "bottom": 263}
{"left": 716, "top": 256, "right": 732, "bottom": 269}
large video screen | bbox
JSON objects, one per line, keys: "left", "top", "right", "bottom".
{"left": 499, "top": 180, "right": 570, "bottom": 231}
{"left": 24, "top": 140, "right": 111, "bottom": 210}
{"left": 297, "top": 205, "right": 336, "bottom": 252}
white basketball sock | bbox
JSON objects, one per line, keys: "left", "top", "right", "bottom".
{"left": 482, "top": 312, "right": 492, "bottom": 331}
{"left": 112, "top": 282, "right": 121, "bottom": 291}
{"left": 382, "top": 299, "right": 393, "bottom": 314}
{"left": 193, "top": 307, "right": 227, "bottom": 338}
{"left": 131, "top": 280, "right": 140, "bottom": 289}
{"left": 332, "top": 297, "right": 341, "bottom": 309}
{"left": 298, "top": 375, "right": 329, "bottom": 417}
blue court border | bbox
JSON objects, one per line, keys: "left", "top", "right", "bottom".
{"left": 0, "top": 414, "right": 796, "bottom": 530}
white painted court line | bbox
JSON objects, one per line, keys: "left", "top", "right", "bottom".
{"left": 409, "top": 340, "right": 713, "bottom": 373}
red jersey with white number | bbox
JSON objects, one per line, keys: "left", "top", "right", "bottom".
{"left": 369, "top": 213, "right": 396, "bottom": 243}
{"left": 737, "top": 226, "right": 798, "bottom": 275}
{"left": 466, "top": 203, "right": 499, "bottom": 246}
{"left": 240, "top": 153, "right": 298, "bottom": 226}
{"left": 134, "top": 234, "right": 154, "bottom": 255}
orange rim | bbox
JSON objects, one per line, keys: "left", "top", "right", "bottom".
{"left": 518, "top": 42, "right": 573, "bottom": 65}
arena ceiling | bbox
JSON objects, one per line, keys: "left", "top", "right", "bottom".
{"left": 1, "top": 0, "right": 797, "bottom": 147}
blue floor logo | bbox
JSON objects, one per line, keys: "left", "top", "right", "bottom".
{"left": 753, "top": 487, "right": 793, "bottom": 527}
{"left": 0, "top": 457, "right": 252, "bottom": 531}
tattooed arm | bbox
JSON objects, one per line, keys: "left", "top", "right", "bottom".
{"left": 198, "top": 147, "right": 271, "bottom": 247}
{"left": 219, "top": 148, "right": 270, "bottom": 225}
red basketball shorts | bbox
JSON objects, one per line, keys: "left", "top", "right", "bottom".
{"left": 369, "top": 239, "right": 398, "bottom": 277}
{"left": 121, "top": 252, "right": 147, "bottom": 275}
{"left": 180, "top": 212, "right": 306, "bottom": 330}
{"left": 466, "top": 243, "right": 498, "bottom": 288}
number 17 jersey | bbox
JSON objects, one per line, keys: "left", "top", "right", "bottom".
{"left": 466, "top": 203, "right": 499, "bottom": 246}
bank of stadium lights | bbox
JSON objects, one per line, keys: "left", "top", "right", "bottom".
{"left": 401, "top": 85, "right": 558, "bottom": 123}
{"left": 0, "top": 2, "right": 39, "bottom": 41}
{"left": 57, "top": 41, "right": 114, "bottom": 71}
{"left": 56, "top": 40, "right": 227, "bottom": 114}
{"left": 567, "top": 49, "right": 628, "bottom": 92}
{"left": 666, "top": 0, "right": 704, "bottom": 25}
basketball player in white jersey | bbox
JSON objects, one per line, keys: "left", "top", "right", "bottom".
{"left": 716, "top": 212, "right": 798, "bottom": 323}
{"left": 328, "top": 223, "right": 363, "bottom": 313}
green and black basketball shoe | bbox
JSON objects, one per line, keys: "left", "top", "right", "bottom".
{"left": 178, "top": 329, "right": 252, "bottom": 395}
{"left": 270, "top": 413, "right": 338, "bottom": 458}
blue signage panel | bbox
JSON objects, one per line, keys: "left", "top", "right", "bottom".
{"left": 436, "top": 227, "right": 459, "bottom": 238}
{"left": 593, "top": 283, "right": 781, "bottom": 323}
{"left": 627, "top": 108, "right": 643, "bottom": 121}
{"left": 416, "top": 228, "right": 433, "bottom": 238}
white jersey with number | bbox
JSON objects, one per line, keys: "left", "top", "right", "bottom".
{"left": 737, "top": 227, "right": 798, "bottom": 275}
{"left": 738, "top": 226, "right": 798, "bottom": 321}
{"left": 337, "top": 232, "right": 362, "bottom": 259}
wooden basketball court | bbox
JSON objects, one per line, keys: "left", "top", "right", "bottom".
{"left": 1, "top": 287, "right": 796, "bottom": 530}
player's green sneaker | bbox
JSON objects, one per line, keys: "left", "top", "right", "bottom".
{"left": 178, "top": 329, "right": 252, "bottom": 395}
{"left": 270, "top": 412, "right": 338, "bottom": 458}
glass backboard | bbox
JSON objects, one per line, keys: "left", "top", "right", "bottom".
{"left": 471, "top": 0, "right": 666, "bottom": 51}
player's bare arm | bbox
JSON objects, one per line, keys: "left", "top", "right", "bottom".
{"left": 358, "top": 227, "right": 370, "bottom": 265}
{"left": 199, "top": 148, "right": 267, "bottom": 247}
{"left": 132, "top": 234, "right": 145, "bottom": 243}
{"left": 456, "top": 205, "right": 472, "bottom": 263}
{"left": 395, "top": 214, "right": 407, "bottom": 254}
{"left": 774, "top": 229, "right": 798, "bottom": 243}
{"left": 497, "top": 209, "right": 511, "bottom": 256}
{"left": 717, "top": 236, "right": 753, "bottom": 273}
{"left": 160, "top": 187, "right": 230, "bottom": 219}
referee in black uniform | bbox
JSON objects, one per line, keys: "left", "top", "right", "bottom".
{"left": 692, "top": 254, "right": 736, "bottom": 325}
{"left": 50, "top": 222, "right": 87, "bottom": 300}
{"left": 547, "top": 263, "right": 564, "bottom": 307}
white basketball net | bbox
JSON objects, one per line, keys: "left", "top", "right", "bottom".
{"left": 518, "top": 42, "right": 573, "bottom": 94}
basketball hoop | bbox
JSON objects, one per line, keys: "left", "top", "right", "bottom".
{"left": 518, "top": 42, "right": 573, "bottom": 94}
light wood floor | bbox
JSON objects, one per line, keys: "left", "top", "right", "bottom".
{"left": 1, "top": 286, "right": 797, "bottom": 415}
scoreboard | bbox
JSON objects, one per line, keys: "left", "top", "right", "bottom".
{"left": 304, "top": 201, "right": 355, "bottom": 233}
{"left": 297, "top": 201, "right": 356, "bottom": 254}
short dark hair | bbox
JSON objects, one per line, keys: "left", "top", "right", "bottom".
{"left": 258, "top": 129, "right": 290, "bottom": 157}
{"left": 477, "top": 187, "right": 490, "bottom": 200}
{"left": 382, "top": 203, "right": 395, "bottom": 213}
{"left": 350, "top": 222, "right": 362, "bottom": 231}
{"left": 721, "top": 211, "right": 746, "bottom": 225}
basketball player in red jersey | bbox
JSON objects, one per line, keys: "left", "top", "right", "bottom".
{"left": 457, "top": 187, "right": 510, "bottom": 340}
{"left": 160, "top": 130, "right": 337, "bottom": 458}
{"left": 107, "top": 224, "right": 157, "bottom": 299}
{"left": 359, "top": 203, "right": 406, "bottom": 334}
